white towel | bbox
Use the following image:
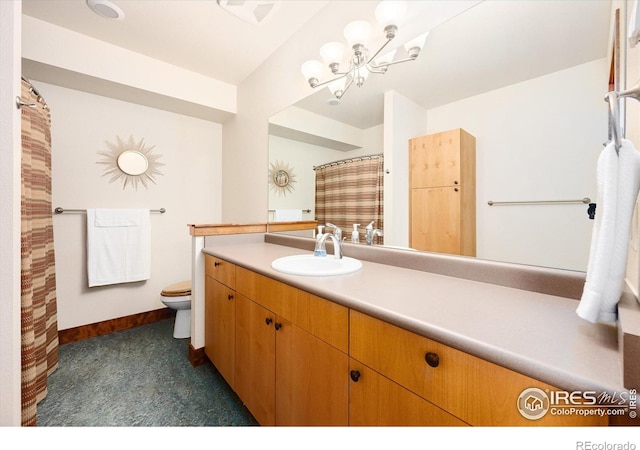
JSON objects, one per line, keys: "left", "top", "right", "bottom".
{"left": 87, "top": 208, "right": 151, "bottom": 287}
{"left": 274, "top": 209, "right": 303, "bottom": 222}
{"left": 577, "top": 139, "right": 640, "bottom": 323}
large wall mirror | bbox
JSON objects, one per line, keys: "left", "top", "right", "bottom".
{"left": 268, "top": 0, "right": 614, "bottom": 272}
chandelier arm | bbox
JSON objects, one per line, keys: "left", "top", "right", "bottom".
{"left": 337, "top": 76, "right": 355, "bottom": 99}
{"left": 374, "top": 55, "right": 418, "bottom": 68}
{"left": 309, "top": 71, "right": 351, "bottom": 89}
{"left": 365, "top": 63, "right": 388, "bottom": 74}
{"left": 366, "top": 37, "right": 394, "bottom": 64}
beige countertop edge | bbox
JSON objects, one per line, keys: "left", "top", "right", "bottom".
{"left": 202, "top": 242, "right": 626, "bottom": 396}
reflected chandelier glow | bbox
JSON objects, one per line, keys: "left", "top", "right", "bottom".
{"left": 301, "top": 1, "right": 428, "bottom": 100}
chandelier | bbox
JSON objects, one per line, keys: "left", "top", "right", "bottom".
{"left": 300, "top": 1, "right": 428, "bottom": 100}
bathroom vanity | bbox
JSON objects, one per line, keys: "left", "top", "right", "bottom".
{"left": 196, "top": 231, "right": 637, "bottom": 427}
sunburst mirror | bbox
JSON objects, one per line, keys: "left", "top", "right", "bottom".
{"left": 269, "top": 160, "right": 297, "bottom": 196}
{"left": 98, "top": 135, "right": 164, "bottom": 190}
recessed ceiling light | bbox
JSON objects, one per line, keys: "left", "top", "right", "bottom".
{"left": 86, "top": 0, "right": 125, "bottom": 20}
{"left": 216, "top": 1, "right": 280, "bottom": 26}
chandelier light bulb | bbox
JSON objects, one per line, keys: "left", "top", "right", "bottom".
{"left": 328, "top": 78, "right": 347, "bottom": 98}
{"left": 344, "top": 20, "right": 372, "bottom": 48}
{"left": 301, "top": 60, "right": 324, "bottom": 86}
{"left": 403, "top": 32, "right": 429, "bottom": 58}
{"left": 320, "top": 41, "right": 345, "bottom": 72}
{"left": 375, "top": 0, "right": 408, "bottom": 28}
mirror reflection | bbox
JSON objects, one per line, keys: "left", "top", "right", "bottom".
{"left": 117, "top": 150, "right": 149, "bottom": 176}
{"left": 268, "top": 0, "right": 612, "bottom": 272}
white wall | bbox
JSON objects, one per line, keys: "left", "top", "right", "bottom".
{"left": 38, "top": 82, "right": 221, "bottom": 329}
{"left": 0, "top": 0, "right": 22, "bottom": 427}
{"left": 384, "top": 91, "right": 429, "bottom": 248}
{"left": 427, "top": 59, "right": 607, "bottom": 270}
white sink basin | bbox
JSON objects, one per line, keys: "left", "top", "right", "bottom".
{"left": 271, "top": 254, "right": 362, "bottom": 276}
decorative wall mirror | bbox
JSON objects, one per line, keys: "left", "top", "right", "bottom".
{"left": 98, "top": 135, "right": 164, "bottom": 190}
{"left": 268, "top": 160, "right": 297, "bottom": 196}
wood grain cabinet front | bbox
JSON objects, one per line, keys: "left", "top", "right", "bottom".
{"left": 234, "top": 266, "right": 349, "bottom": 426}
{"left": 204, "top": 255, "right": 237, "bottom": 388}
{"left": 349, "top": 310, "right": 608, "bottom": 426}
{"left": 348, "top": 358, "right": 468, "bottom": 426}
{"left": 409, "top": 128, "right": 476, "bottom": 256}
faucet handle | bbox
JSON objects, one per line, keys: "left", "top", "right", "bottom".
{"left": 325, "top": 223, "right": 342, "bottom": 240}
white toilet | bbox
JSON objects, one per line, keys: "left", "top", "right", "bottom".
{"left": 160, "top": 280, "right": 191, "bottom": 339}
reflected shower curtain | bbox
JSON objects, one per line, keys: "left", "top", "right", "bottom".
{"left": 315, "top": 155, "right": 384, "bottom": 244}
{"left": 21, "top": 78, "right": 58, "bottom": 426}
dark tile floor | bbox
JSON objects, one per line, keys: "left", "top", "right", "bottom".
{"left": 36, "top": 318, "right": 258, "bottom": 427}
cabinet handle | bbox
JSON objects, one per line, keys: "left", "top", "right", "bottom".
{"left": 425, "top": 352, "right": 440, "bottom": 368}
{"left": 350, "top": 370, "right": 361, "bottom": 382}
{"left": 214, "top": 261, "right": 220, "bottom": 267}
{"left": 453, "top": 180, "right": 459, "bottom": 185}
{"left": 274, "top": 322, "right": 282, "bottom": 331}
{"left": 265, "top": 317, "right": 273, "bottom": 326}
{"left": 454, "top": 187, "right": 459, "bottom": 192}
{"left": 227, "top": 294, "right": 234, "bottom": 301}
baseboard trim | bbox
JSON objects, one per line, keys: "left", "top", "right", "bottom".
{"left": 189, "top": 344, "right": 206, "bottom": 367}
{"left": 58, "top": 308, "right": 176, "bottom": 345}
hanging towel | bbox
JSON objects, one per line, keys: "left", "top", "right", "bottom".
{"left": 274, "top": 209, "right": 303, "bottom": 222}
{"left": 577, "top": 139, "right": 640, "bottom": 323}
{"left": 87, "top": 208, "right": 151, "bottom": 287}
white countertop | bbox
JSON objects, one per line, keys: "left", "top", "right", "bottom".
{"left": 203, "top": 240, "right": 624, "bottom": 395}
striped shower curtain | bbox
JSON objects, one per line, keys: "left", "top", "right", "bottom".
{"left": 315, "top": 155, "right": 384, "bottom": 244}
{"left": 20, "top": 78, "right": 59, "bottom": 426}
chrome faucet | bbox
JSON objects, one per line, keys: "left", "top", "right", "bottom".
{"left": 365, "top": 226, "right": 383, "bottom": 245}
{"left": 314, "top": 223, "right": 343, "bottom": 259}
{"left": 315, "top": 233, "right": 343, "bottom": 259}
{"left": 325, "top": 223, "right": 342, "bottom": 242}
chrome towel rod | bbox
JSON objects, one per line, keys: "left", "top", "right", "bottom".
{"left": 487, "top": 198, "right": 591, "bottom": 206}
{"left": 606, "top": 79, "right": 640, "bottom": 153}
{"left": 54, "top": 207, "right": 166, "bottom": 214}
{"left": 268, "top": 209, "right": 312, "bottom": 213}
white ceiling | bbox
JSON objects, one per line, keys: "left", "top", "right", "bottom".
{"left": 22, "top": 0, "right": 612, "bottom": 129}
{"left": 21, "top": 0, "right": 329, "bottom": 85}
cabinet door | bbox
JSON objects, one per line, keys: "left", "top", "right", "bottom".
{"left": 235, "top": 294, "right": 276, "bottom": 426}
{"left": 275, "top": 318, "right": 349, "bottom": 426}
{"left": 350, "top": 311, "right": 608, "bottom": 426}
{"left": 409, "top": 131, "right": 462, "bottom": 188}
{"left": 204, "top": 276, "right": 235, "bottom": 389}
{"left": 410, "top": 186, "right": 462, "bottom": 254}
{"left": 204, "top": 254, "right": 235, "bottom": 289}
{"left": 349, "top": 359, "right": 467, "bottom": 426}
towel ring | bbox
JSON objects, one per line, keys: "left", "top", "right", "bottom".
{"left": 605, "top": 80, "right": 640, "bottom": 154}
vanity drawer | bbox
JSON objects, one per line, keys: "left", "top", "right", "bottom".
{"left": 236, "top": 267, "right": 348, "bottom": 353}
{"left": 349, "top": 310, "right": 607, "bottom": 426}
{"left": 205, "top": 255, "right": 236, "bottom": 289}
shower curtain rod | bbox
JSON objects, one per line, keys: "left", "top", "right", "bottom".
{"left": 19, "top": 76, "right": 49, "bottom": 110}
{"left": 54, "top": 207, "right": 166, "bottom": 214}
{"left": 313, "top": 153, "right": 383, "bottom": 171}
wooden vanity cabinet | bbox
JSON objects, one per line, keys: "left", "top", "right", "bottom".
{"left": 234, "top": 266, "right": 349, "bottom": 426}
{"left": 409, "top": 128, "right": 476, "bottom": 256}
{"left": 349, "top": 358, "right": 468, "bottom": 426}
{"left": 204, "top": 255, "right": 236, "bottom": 389}
{"left": 204, "top": 254, "right": 606, "bottom": 427}
{"left": 350, "top": 310, "right": 607, "bottom": 427}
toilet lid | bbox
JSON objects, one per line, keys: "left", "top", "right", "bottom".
{"left": 161, "top": 280, "right": 191, "bottom": 297}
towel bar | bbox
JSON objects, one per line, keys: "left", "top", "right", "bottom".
{"left": 606, "top": 80, "right": 640, "bottom": 153}
{"left": 487, "top": 198, "right": 591, "bottom": 206}
{"left": 54, "top": 207, "right": 166, "bottom": 214}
